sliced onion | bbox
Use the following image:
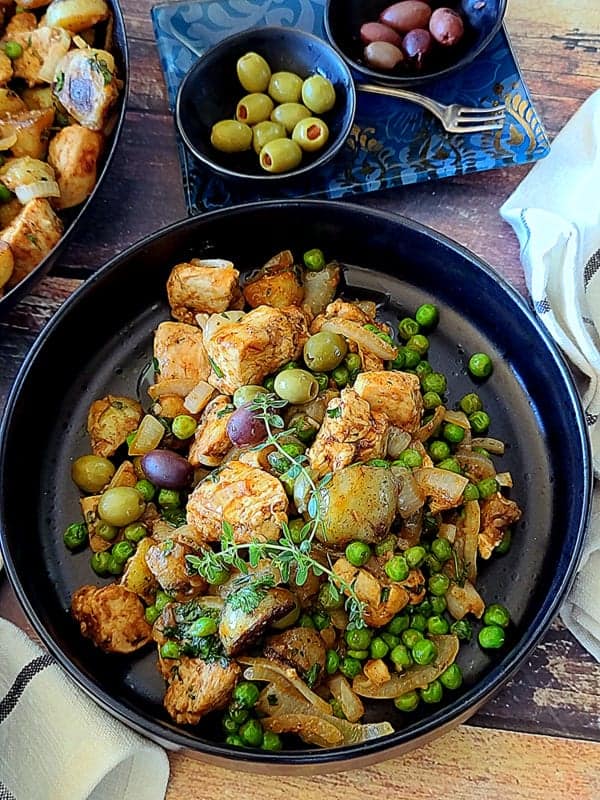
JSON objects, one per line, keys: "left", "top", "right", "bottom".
{"left": 321, "top": 319, "right": 397, "bottom": 360}
{"left": 303, "top": 263, "right": 340, "bottom": 317}
{"left": 15, "top": 180, "right": 60, "bottom": 203}
{"left": 327, "top": 675, "right": 364, "bottom": 723}
{"left": 458, "top": 499, "right": 480, "bottom": 583}
{"left": 355, "top": 300, "right": 377, "bottom": 318}
{"left": 353, "top": 635, "right": 459, "bottom": 698}
{"left": 443, "top": 409, "right": 470, "bottom": 428}
{"left": 386, "top": 426, "right": 411, "bottom": 459}
{"left": 39, "top": 29, "right": 72, "bottom": 82}
{"left": 392, "top": 467, "right": 426, "bottom": 518}
{"left": 240, "top": 657, "right": 332, "bottom": 715}
{"left": 455, "top": 451, "right": 496, "bottom": 481}
{"left": 415, "top": 405, "right": 445, "bottom": 442}
{"left": 203, "top": 310, "right": 245, "bottom": 341}
{"left": 413, "top": 467, "right": 469, "bottom": 513}
{"left": 496, "top": 471, "right": 513, "bottom": 488}
{"left": 263, "top": 714, "right": 344, "bottom": 747}
{"left": 0, "top": 132, "right": 17, "bottom": 150}
{"left": 446, "top": 580, "right": 485, "bottom": 620}
{"left": 127, "top": 414, "right": 165, "bottom": 456}
{"left": 438, "top": 522, "right": 456, "bottom": 543}
{"left": 472, "top": 437, "right": 506, "bottom": 455}
{"left": 147, "top": 378, "right": 197, "bottom": 400}
{"left": 183, "top": 380, "right": 215, "bottom": 414}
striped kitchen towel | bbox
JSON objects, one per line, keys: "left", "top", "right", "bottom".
{"left": 0, "top": 618, "right": 169, "bottom": 800}
{"left": 501, "top": 89, "right": 600, "bottom": 661}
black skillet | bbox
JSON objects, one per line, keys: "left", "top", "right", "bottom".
{"left": 0, "top": 201, "right": 592, "bottom": 773}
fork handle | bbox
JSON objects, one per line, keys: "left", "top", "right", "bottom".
{"left": 357, "top": 83, "right": 444, "bottom": 118}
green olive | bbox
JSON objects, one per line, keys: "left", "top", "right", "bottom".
{"left": 236, "top": 51, "right": 271, "bottom": 93}
{"left": 292, "top": 117, "right": 330, "bottom": 152}
{"left": 302, "top": 75, "right": 336, "bottom": 114}
{"left": 233, "top": 384, "right": 268, "bottom": 408}
{"left": 235, "top": 93, "right": 274, "bottom": 125}
{"left": 270, "top": 102, "right": 311, "bottom": 133}
{"left": 303, "top": 331, "right": 347, "bottom": 371}
{"left": 259, "top": 138, "right": 302, "bottom": 173}
{"left": 71, "top": 455, "right": 115, "bottom": 493}
{"left": 251, "top": 120, "right": 286, "bottom": 154}
{"left": 97, "top": 487, "right": 145, "bottom": 527}
{"left": 274, "top": 368, "right": 319, "bottom": 404}
{"left": 268, "top": 71, "right": 303, "bottom": 104}
{"left": 210, "top": 119, "right": 252, "bottom": 153}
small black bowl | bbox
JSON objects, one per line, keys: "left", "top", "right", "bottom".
{"left": 325, "top": 0, "right": 507, "bottom": 87}
{"left": 175, "top": 26, "right": 356, "bottom": 181}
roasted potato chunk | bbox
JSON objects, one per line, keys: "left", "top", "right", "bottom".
{"left": 120, "top": 536, "right": 159, "bottom": 604}
{"left": 0, "top": 240, "right": 14, "bottom": 293}
{"left": 243, "top": 250, "right": 304, "bottom": 309}
{"left": 48, "top": 123, "right": 103, "bottom": 208}
{"left": 145, "top": 537, "right": 208, "bottom": 602}
{"left": 0, "top": 88, "right": 27, "bottom": 115}
{"left": 45, "top": 0, "right": 110, "bottom": 33}
{"left": 10, "top": 26, "right": 71, "bottom": 87}
{"left": 87, "top": 394, "right": 143, "bottom": 458}
{"left": 0, "top": 52, "right": 12, "bottom": 86}
{"left": 71, "top": 584, "right": 152, "bottom": 654}
{"left": 0, "top": 108, "right": 55, "bottom": 159}
{"left": 219, "top": 586, "right": 296, "bottom": 657}
{"left": 0, "top": 198, "right": 62, "bottom": 287}
{"left": 54, "top": 47, "right": 119, "bottom": 131}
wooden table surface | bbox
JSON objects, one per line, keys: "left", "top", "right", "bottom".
{"left": 1, "top": 0, "right": 599, "bottom": 797}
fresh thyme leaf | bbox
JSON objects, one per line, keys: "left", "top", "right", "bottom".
{"left": 248, "top": 542, "right": 261, "bottom": 568}
{"left": 452, "top": 548, "right": 469, "bottom": 587}
{"left": 269, "top": 414, "right": 285, "bottom": 429}
{"left": 326, "top": 407, "right": 341, "bottom": 419}
{"left": 152, "top": 356, "right": 160, "bottom": 374}
{"left": 304, "top": 663, "right": 321, "bottom": 689}
{"left": 161, "top": 538, "right": 174, "bottom": 555}
{"left": 225, "top": 573, "right": 275, "bottom": 614}
{"left": 216, "top": 404, "right": 235, "bottom": 418}
{"left": 295, "top": 563, "right": 309, "bottom": 586}
{"left": 307, "top": 494, "right": 318, "bottom": 519}
{"left": 89, "top": 54, "right": 113, "bottom": 86}
{"left": 208, "top": 356, "right": 224, "bottom": 378}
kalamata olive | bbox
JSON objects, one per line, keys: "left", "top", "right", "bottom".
{"left": 364, "top": 41, "right": 404, "bottom": 70}
{"left": 226, "top": 405, "right": 268, "bottom": 446}
{"left": 360, "top": 21, "right": 403, "bottom": 47}
{"left": 429, "top": 7, "right": 465, "bottom": 46}
{"left": 141, "top": 449, "right": 193, "bottom": 489}
{"left": 403, "top": 28, "right": 433, "bottom": 68}
{"left": 379, "top": 1, "right": 432, "bottom": 33}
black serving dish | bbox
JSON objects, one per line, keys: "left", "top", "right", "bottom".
{"left": 0, "top": 201, "right": 591, "bottom": 773}
{"left": 176, "top": 26, "right": 356, "bottom": 182}
{"left": 0, "top": 0, "right": 129, "bottom": 315}
{"left": 325, "top": 0, "right": 507, "bottom": 87}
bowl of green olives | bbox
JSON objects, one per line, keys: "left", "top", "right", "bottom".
{"left": 175, "top": 26, "right": 356, "bottom": 180}
{"left": 325, "top": 0, "right": 507, "bottom": 87}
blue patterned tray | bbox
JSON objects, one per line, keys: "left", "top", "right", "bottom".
{"left": 152, "top": 0, "right": 550, "bottom": 213}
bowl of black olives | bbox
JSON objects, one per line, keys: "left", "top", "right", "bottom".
{"left": 324, "top": 0, "right": 507, "bottom": 87}
{"left": 176, "top": 26, "right": 356, "bottom": 181}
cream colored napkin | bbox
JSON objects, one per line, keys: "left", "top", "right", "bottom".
{"left": 501, "top": 89, "right": 600, "bottom": 660}
{"left": 0, "top": 618, "right": 170, "bottom": 800}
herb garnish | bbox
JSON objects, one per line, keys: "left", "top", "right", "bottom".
{"left": 89, "top": 54, "right": 113, "bottom": 86}
{"left": 208, "top": 356, "right": 224, "bottom": 378}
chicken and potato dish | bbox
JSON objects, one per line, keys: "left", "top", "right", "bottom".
{"left": 0, "top": 0, "right": 122, "bottom": 297}
{"left": 65, "top": 248, "right": 522, "bottom": 751}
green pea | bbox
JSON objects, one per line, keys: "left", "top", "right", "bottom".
{"left": 406, "top": 334, "right": 429, "bottom": 356}
{"left": 401, "top": 629, "right": 423, "bottom": 649}
{"left": 431, "top": 595, "right": 447, "bottom": 615}
{"left": 171, "top": 415, "right": 197, "bottom": 440}
{"left": 4, "top": 41, "right": 23, "bottom": 59}
{"left": 304, "top": 331, "right": 347, "bottom": 372}
{"left": 468, "top": 352, "right": 493, "bottom": 378}
{"left": 477, "top": 477, "right": 499, "bottom": 499}
{"left": 239, "top": 718, "right": 263, "bottom": 747}
{"left": 251, "top": 121, "right": 286, "bottom": 155}
{"left": 63, "top": 522, "right": 87, "bottom": 551}
{"left": 274, "top": 368, "right": 318, "bottom": 404}
{"left": 401, "top": 347, "right": 421, "bottom": 369}
{"left": 463, "top": 483, "right": 480, "bottom": 502}
{"left": 98, "top": 487, "right": 145, "bottom": 527}
{"left": 370, "top": 637, "right": 389, "bottom": 659}
{"left": 261, "top": 731, "right": 282, "bottom": 752}
{"left": 225, "top": 734, "right": 244, "bottom": 747}
{"left": 318, "top": 583, "right": 343, "bottom": 612}
{"left": 450, "top": 619, "right": 473, "bottom": 641}
{"left": 292, "top": 117, "right": 330, "bottom": 152}
{"left": 222, "top": 715, "right": 239, "bottom": 735}
{"left": 420, "top": 679, "right": 443, "bottom": 704}
{"left": 160, "top": 641, "right": 180, "bottom": 659}
{"left": 412, "top": 638, "right": 438, "bottom": 665}
{"left": 440, "top": 663, "right": 463, "bottom": 690}
{"left": 374, "top": 536, "right": 396, "bottom": 557}
{"left": 96, "top": 521, "right": 118, "bottom": 542}
{"left": 145, "top": 604, "right": 160, "bottom": 624}
{"left": 394, "top": 690, "right": 420, "bottom": 712}
{"left": 424, "top": 553, "right": 443, "bottom": 573}
{"left": 312, "top": 610, "right": 330, "bottom": 631}
{"left": 155, "top": 590, "right": 173, "bottom": 612}
{"left": 415, "top": 360, "right": 433, "bottom": 380}
{"left": 459, "top": 392, "right": 483, "bottom": 415}
{"left": 428, "top": 573, "right": 450, "bottom": 596}
{"left": 390, "top": 349, "right": 406, "bottom": 370}
{"left": 228, "top": 705, "right": 249, "bottom": 725}
{"left": 299, "top": 247, "right": 326, "bottom": 272}
{"left": 331, "top": 364, "right": 350, "bottom": 388}
{"left": 390, "top": 644, "right": 413, "bottom": 669}
{"left": 190, "top": 616, "right": 218, "bottom": 637}
{"left": 431, "top": 537, "right": 452, "bottom": 562}
{"left": 347, "top": 649, "right": 369, "bottom": 660}
{"left": 107, "top": 556, "right": 123, "bottom": 575}
{"left": 410, "top": 613, "right": 427, "bottom": 632}
{"left": 415, "top": 303, "right": 439, "bottom": 329}
{"left": 385, "top": 555, "right": 409, "bottom": 582}
{"left": 302, "top": 74, "right": 336, "bottom": 114}
{"left": 268, "top": 71, "right": 303, "bottom": 103}
{"left": 429, "top": 440, "right": 451, "bottom": 462}
{"left": 496, "top": 529, "right": 512, "bottom": 555}
{"left": 326, "top": 649, "right": 340, "bottom": 674}
{"left": 211, "top": 119, "right": 252, "bottom": 153}
{"left": 478, "top": 624, "right": 506, "bottom": 649}
{"left": 237, "top": 51, "right": 271, "bottom": 93}
{"left": 469, "top": 410, "right": 491, "bottom": 434}
{"left": 287, "top": 518, "right": 306, "bottom": 544}
{"left": 344, "top": 353, "right": 362, "bottom": 375}
{"left": 345, "top": 540, "right": 372, "bottom": 568}
{"left": 405, "top": 546, "right": 427, "bottom": 569}
{"left": 135, "top": 479, "right": 155, "bottom": 501}
{"left": 422, "top": 391, "right": 442, "bottom": 410}
{"left": 377, "top": 331, "right": 395, "bottom": 347}
{"left": 443, "top": 422, "right": 465, "bottom": 444}
{"left": 263, "top": 375, "right": 276, "bottom": 392}
{"left": 345, "top": 627, "right": 372, "bottom": 650}
{"left": 427, "top": 615, "right": 450, "bottom": 635}
{"left": 437, "top": 458, "right": 461, "bottom": 474}
{"left": 366, "top": 458, "right": 390, "bottom": 468}
{"left": 417, "top": 599, "right": 433, "bottom": 617}
{"left": 90, "top": 551, "right": 111, "bottom": 576}
{"left": 292, "top": 415, "right": 318, "bottom": 443}
{"left": 112, "top": 540, "right": 135, "bottom": 564}
{"left": 233, "top": 681, "right": 260, "bottom": 708}
{"left": 157, "top": 488, "right": 180, "bottom": 508}
{"left": 207, "top": 566, "right": 230, "bottom": 586}
{"left": 421, "top": 372, "right": 447, "bottom": 395}
{"left": 124, "top": 522, "right": 148, "bottom": 544}
{"left": 393, "top": 449, "right": 423, "bottom": 469}
{"left": 339, "top": 656, "right": 362, "bottom": 680}
{"left": 382, "top": 632, "right": 400, "bottom": 649}
{"left": 398, "top": 317, "right": 420, "bottom": 340}
{"left": 313, "top": 372, "right": 329, "bottom": 392}
{"left": 386, "top": 614, "right": 410, "bottom": 635}
{"left": 483, "top": 603, "right": 511, "bottom": 628}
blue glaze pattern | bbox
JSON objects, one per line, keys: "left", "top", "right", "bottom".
{"left": 152, "top": 0, "right": 550, "bottom": 213}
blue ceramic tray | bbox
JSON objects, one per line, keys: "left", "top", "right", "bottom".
{"left": 152, "top": 0, "right": 550, "bottom": 213}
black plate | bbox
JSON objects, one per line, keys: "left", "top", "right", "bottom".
{"left": 0, "top": 0, "right": 129, "bottom": 314}
{"left": 0, "top": 201, "right": 592, "bottom": 772}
